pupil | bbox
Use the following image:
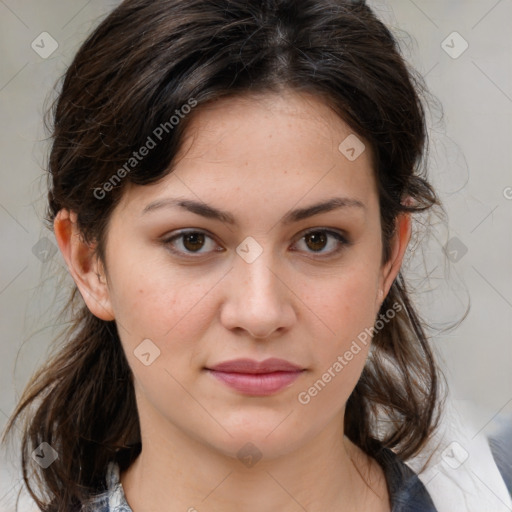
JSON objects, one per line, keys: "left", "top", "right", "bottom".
{"left": 184, "top": 233, "right": 205, "bottom": 251}
{"left": 306, "top": 232, "right": 326, "bottom": 251}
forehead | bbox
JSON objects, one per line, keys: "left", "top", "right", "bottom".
{"left": 178, "top": 90, "right": 372, "bottom": 165}
{"left": 116, "top": 90, "right": 379, "bottom": 220}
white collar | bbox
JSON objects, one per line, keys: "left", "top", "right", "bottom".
{"left": 406, "top": 396, "right": 512, "bottom": 512}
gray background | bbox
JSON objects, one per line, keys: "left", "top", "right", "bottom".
{"left": 1, "top": 0, "right": 511, "bottom": 510}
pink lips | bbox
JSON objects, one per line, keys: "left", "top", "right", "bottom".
{"left": 205, "top": 358, "right": 305, "bottom": 396}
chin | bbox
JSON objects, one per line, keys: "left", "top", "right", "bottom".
{"left": 197, "top": 415, "right": 310, "bottom": 464}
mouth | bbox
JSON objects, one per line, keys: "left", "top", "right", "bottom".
{"left": 204, "top": 358, "right": 306, "bottom": 396}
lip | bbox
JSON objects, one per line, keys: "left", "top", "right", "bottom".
{"left": 205, "top": 358, "right": 305, "bottom": 396}
{"left": 208, "top": 357, "right": 303, "bottom": 373}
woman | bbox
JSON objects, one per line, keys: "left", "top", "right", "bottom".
{"left": 2, "top": 0, "right": 510, "bottom": 511}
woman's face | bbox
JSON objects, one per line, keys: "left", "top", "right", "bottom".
{"left": 93, "top": 91, "right": 407, "bottom": 460}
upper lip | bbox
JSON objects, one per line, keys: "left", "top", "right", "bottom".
{"left": 207, "top": 358, "right": 304, "bottom": 374}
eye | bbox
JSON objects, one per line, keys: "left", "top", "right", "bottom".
{"left": 162, "top": 230, "right": 222, "bottom": 257}
{"left": 292, "top": 229, "right": 349, "bottom": 257}
{"left": 161, "top": 228, "right": 349, "bottom": 259}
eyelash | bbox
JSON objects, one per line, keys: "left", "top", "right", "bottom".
{"left": 161, "top": 228, "right": 350, "bottom": 260}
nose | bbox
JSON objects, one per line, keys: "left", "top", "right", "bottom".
{"left": 219, "top": 249, "right": 296, "bottom": 339}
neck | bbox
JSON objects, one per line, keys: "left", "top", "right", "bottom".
{"left": 120, "top": 405, "right": 389, "bottom": 511}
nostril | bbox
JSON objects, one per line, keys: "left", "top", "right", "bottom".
{"left": 246, "top": 327, "right": 277, "bottom": 339}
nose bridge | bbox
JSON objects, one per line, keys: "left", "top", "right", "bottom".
{"left": 222, "top": 238, "right": 294, "bottom": 338}
{"left": 237, "top": 243, "right": 282, "bottom": 306}
{"left": 235, "top": 238, "right": 279, "bottom": 307}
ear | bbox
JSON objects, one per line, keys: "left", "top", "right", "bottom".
{"left": 53, "top": 209, "right": 115, "bottom": 321}
{"left": 376, "top": 209, "right": 412, "bottom": 309}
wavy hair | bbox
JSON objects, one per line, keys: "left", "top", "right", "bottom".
{"left": 2, "top": 0, "right": 448, "bottom": 510}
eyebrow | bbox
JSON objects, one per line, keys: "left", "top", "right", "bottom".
{"left": 141, "top": 196, "right": 365, "bottom": 225}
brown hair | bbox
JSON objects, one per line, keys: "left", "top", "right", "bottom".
{"left": 3, "top": 0, "right": 449, "bottom": 510}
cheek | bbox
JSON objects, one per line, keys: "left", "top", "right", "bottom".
{"left": 311, "top": 266, "right": 380, "bottom": 344}
{"left": 300, "top": 261, "right": 381, "bottom": 393}
{"left": 109, "top": 270, "right": 220, "bottom": 409}
{"left": 107, "top": 260, "right": 218, "bottom": 354}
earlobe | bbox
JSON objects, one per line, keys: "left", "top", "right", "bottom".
{"left": 53, "top": 209, "right": 115, "bottom": 321}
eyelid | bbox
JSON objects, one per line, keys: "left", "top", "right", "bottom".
{"left": 161, "top": 229, "right": 223, "bottom": 257}
{"left": 291, "top": 227, "right": 350, "bottom": 257}
{"left": 161, "top": 227, "right": 350, "bottom": 258}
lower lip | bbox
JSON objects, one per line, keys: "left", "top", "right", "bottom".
{"left": 207, "top": 370, "right": 303, "bottom": 396}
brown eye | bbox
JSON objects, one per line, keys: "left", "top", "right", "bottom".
{"left": 304, "top": 231, "right": 328, "bottom": 252}
{"left": 293, "top": 229, "right": 349, "bottom": 257}
{"left": 182, "top": 232, "right": 205, "bottom": 252}
{"left": 162, "top": 230, "right": 221, "bottom": 257}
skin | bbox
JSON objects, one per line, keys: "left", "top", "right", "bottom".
{"left": 54, "top": 89, "right": 411, "bottom": 512}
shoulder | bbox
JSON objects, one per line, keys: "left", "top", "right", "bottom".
{"left": 369, "top": 441, "right": 439, "bottom": 512}
{"left": 404, "top": 403, "right": 512, "bottom": 512}
{"left": 345, "top": 436, "right": 438, "bottom": 511}
{"left": 79, "top": 462, "right": 132, "bottom": 512}
{"left": 488, "top": 413, "right": 512, "bottom": 495}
